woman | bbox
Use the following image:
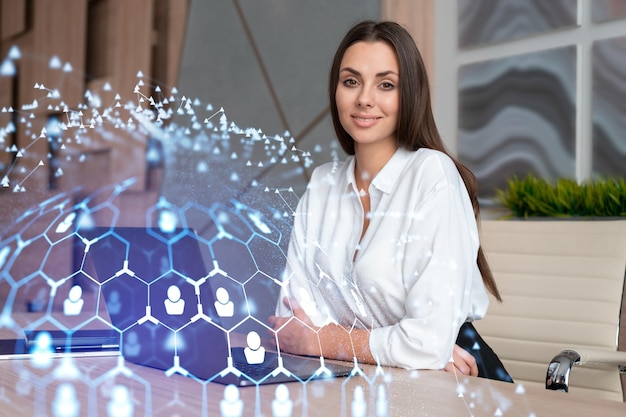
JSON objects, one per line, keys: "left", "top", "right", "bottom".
{"left": 268, "top": 20, "right": 510, "bottom": 381}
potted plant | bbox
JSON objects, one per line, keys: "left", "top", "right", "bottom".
{"left": 494, "top": 174, "right": 626, "bottom": 219}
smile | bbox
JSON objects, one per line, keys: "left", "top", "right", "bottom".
{"left": 352, "top": 115, "right": 381, "bottom": 121}
{"left": 351, "top": 115, "right": 381, "bottom": 127}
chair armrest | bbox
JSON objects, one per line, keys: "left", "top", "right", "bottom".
{"left": 546, "top": 348, "right": 626, "bottom": 392}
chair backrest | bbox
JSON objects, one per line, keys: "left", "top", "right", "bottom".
{"left": 475, "top": 219, "right": 626, "bottom": 401}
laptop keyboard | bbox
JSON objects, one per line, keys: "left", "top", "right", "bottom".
{"left": 233, "top": 360, "right": 278, "bottom": 378}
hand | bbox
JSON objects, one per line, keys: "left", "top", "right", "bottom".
{"left": 444, "top": 344, "right": 478, "bottom": 377}
{"left": 267, "top": 297, "right": 321, "bottom": 357}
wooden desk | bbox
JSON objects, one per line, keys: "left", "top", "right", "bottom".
{"left": 1, "top": 355, "right": 625, "bottom": 416}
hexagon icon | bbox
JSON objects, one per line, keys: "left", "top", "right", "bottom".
{"left": 247, "top": 235, "right": 287, "bottom": 283}
{"left": 242, "top": 271, "right": 283, "bottom": 327}
{"left": 50, "top": 272, "right": 101, "bottom": 330}
{"left": 8, "top": 235, "right": 50, "bottom": 284}
{"left": 209, "top": 202, "right": 253, "bottom": 243}
{"left": 210, "top": 238, "right": 256, "bottom": 284}
{"left": 149, "top": 272, "right": 196, "bottom": 331}
{"left": 177, "top": 319, "right": 230, "bottom": 380}
{"left": 99, "top": 272, "right": 149, "bottom": 332}
{"left": 18, "top": 206, "right": 59, "bottom": 242}
{"left": 11, "top": 273, "right": 51, "bottom": 329}
{"left": 199, "top": 274, "right": 248, "bottom": 330}
{"left": 230, "top": 317, "right": 278, "bottom": 383}
{"left": 76, "top": 229, "right": 128, "bottom": 284}
{"left": 41, "top": 233, "right": 83, "bottom": 283}
{"left": 122, "top": 321, "right": 175, "bottom": 372}
{"left": 170, "top": 231, "right": 212, "bottom": 282}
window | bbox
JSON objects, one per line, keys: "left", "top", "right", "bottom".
{"left": 434, "top": 0, "right": 626, "bottom": 203}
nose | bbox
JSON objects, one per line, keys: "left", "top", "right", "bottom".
{"left": 356, "top": 86, "right": 374, "bottom": 108}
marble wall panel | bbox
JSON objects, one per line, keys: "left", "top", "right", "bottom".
{"left": 592, "top": 36, "right": 626, "bottom": 177}
{"left": 458, "top": 47, "right": 577, "bottom": 198}
{"left": 458, "top": 0, "right": 578, "bottom": 48}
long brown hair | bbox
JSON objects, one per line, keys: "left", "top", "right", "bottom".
{"left": 329, "top": 20, "right": 501, "bottom": 301}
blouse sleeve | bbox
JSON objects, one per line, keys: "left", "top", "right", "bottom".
{"left": 274, "top": 164, "right": 343, "bottom": 326}
{"left": 368, "top": 164, "right": 485, "bottom": 370}
{"left": 274, "top": 182, "right": 331, "bottom": 324}
{"left": 274, "top": 190, "right": 308, "bottom": 318}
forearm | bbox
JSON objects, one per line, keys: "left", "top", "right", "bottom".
{"left": 270, "top": 297, "right": 376, "bottom": 364}
{"left": 317, "top": 324, "right": 376, "bottom": 364}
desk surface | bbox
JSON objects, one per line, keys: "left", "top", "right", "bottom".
{"left": 1, "top": 355, "right": 625, "bottom": 416}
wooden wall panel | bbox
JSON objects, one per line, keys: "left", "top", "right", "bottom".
{"left": 112, "top": 0, "right": 154, "bottom": 96}
{"left": 381, "top": 0, "right": 435, "bottom": 85}
{"left": 100, "top": 0, "right": 154, "bottom": 192}
{"left": 0, "top": 0, "right": 27, "bottom": 41}
{"left": 31, "top": 0, "right": 87, "bottom": 107}
{"left": 152, "top": 0, "right": 189, "bottom": 92}
{"left": 1, "top": 0, "right": 187, "bottom": 218}
{"left": 0, "top": 62, "right": 14, "bottom": 176}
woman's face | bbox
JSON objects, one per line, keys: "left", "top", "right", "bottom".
{"left": 335, "top": 41, "right": 400, "bottom": 152}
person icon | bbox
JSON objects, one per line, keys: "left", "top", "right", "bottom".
{"left": 107, "top": 385, "right": 134, "bottom": 417}
{"left": 107, "top": 290, "right": 122, "bottom": 315}
{"left": 351, "top": 385, "right": 367, "bottom": 417}
{"left": 376, "top": 384, "right": 388, "bottom": 417}
{"left": 30, "top": 331, "right": 53, "bottom": 369}
{"left": 158, "top": 210, "right": 178, "bottom": 234}
{"left": 123, "top": 331, "right": 140, "bottom": 357}
{"left": 214, "top": 287, "right": 234, "bottom": 317}
{"left": 220, "top": 384, "right": 243, "bottom": 417}
{"left": 63, "top": 285, "right": 84, "bottom": 316}
{"left": 0, "top": 246, "right": 10, "bottom": 270}
{"left": 52, "top": 382, "right": 80, "bottom": 417}
{"left": 28, "top": 287, "right": 48, "bottom": 312}
{"left": 243, "top": 331, "right": 265, "bottom": 365}
{"left": 53, "top": 355, "right": 80, "bottom": 380}
{"left": 272, "top": 384, "right": 293, "bottom": 417}
{"left": 16, "top": 369, "right": 32, "bottom": 396}
{"left": 164, "top": 285, "right": 185, "bottom": 315}
{"left": 55, "top": 212, "right": 76, "bottom": 234}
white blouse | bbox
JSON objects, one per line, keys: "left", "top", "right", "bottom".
{"left": 275, "top": 147, "right": 489, "bottom": 370}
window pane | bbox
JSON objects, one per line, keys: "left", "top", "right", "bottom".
{"left": 592, "top": 36, "right": 626, "bottom": 177}
{"left": 458, "top": 47, "right": 577, "bottom": 198}
{"left": 458, "top": 0, "right": 578, "bottom": 49}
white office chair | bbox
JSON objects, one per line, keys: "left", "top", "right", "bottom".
{"left": 475, "top": 219, "right": 626, "bottom": 401}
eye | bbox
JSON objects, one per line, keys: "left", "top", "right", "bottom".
{"left": 380, "top": 82, "right": 395, "bottom": 90}
{"left": 342, "top": 78, "right": 358, "bottom": 87}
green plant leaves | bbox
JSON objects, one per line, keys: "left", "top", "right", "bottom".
{"left": 495, "top": 174, "right": 626, "bottom": 218}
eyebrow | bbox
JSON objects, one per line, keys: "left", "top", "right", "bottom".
{"left": 339, "top": 67, "right": 399, "bottom": 78}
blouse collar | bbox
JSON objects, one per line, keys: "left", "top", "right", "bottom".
{"left": 345, "top": 148, "right": 415, "bottom": 194}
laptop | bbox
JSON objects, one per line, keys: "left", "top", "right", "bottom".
{"left": 0, "top": 230, "right": 121, "bottom": 359}
{"left": 78, "top": 216, "right": 353, "bottom": 385}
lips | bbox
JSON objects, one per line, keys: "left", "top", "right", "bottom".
{"left": 351, "top": 114, "right": 381, "bottom": 127}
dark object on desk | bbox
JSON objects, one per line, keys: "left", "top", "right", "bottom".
{"left": 0, "top": 329, "right": 120, "bottom": 358}
{"left": 0, "top": 338, "right": 27, "bottom": 355}
{"left": 456, "top": 322, "right": 513, "bottom": 383}
{"left": 24, "top": 329, "right": 120, "bottom": 353}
